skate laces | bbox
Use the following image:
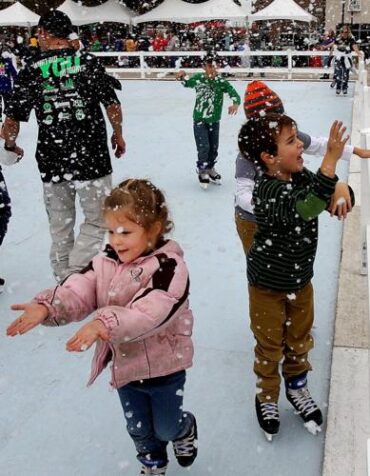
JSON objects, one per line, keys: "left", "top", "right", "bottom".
{"left": 260, "top": 402, "right": 279, "bottom": 421}
{"left": 208, "top": 167, "right": 221, "bottom": 179}
{"left": 287, "top": 387, "right": 318, "bottom": 416}
{"left": 140, "top": 464, "right": 167, "bottom": 475}
{"left": 173, "top": 426, "right": 196, "bottom": 456}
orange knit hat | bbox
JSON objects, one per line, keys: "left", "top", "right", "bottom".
{"left": 244, "top": 81, "right": 284, "bottom": 119}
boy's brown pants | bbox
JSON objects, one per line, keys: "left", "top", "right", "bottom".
{"left": 235, "top": 213, "right": 257, "bottom": 255}
{"left": 249, "top": 282, "right": 314, "bottom": 402}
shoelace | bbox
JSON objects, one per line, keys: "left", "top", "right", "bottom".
{"left": 173, "top": 430, "right": 195, "bottom": 456}
{"left": 260, "top": 402, "right": 279, "bottom": 421}
{"left": 288, "top": 388, "right": 318, "bottom": 416}
{"left": 208, "top": 169, "right": 221, "bottom": 179}
{"left": 140, "top": 465, "right": 167, "bottom": 476}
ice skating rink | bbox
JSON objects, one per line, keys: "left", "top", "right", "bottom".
{"left": 0, "top": 80, "right": 354, "bottom": 475}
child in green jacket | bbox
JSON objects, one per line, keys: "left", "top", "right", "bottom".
{"left": 176, "top": 56, "right": 240, "bottom": 189}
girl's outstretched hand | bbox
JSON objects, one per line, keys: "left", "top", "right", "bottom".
{"left": 6, "top": 303, "right": 49, "bottom": 336}
{"left": 66, "top": 320, "right": 109, "bottom": 352}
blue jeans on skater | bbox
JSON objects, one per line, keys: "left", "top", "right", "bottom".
{"left": 334, "top": 58, "right": 351, "bottom": 92}
{"left": 193, "top": 121, "right": 220, "bottom": 171}
{"left": 117, "top": 370, "right": 193, "bottom": 466}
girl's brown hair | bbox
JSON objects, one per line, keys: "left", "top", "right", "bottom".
{"left": 238, "top": 113, "right": 297, "bottom": 171}
{"left": 104, "top": 179, "right": 173, "bottom": 237}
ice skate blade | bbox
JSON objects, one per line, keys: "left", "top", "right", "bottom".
{"left": 264, "top": 431, "right": 275, "bottom": 442}
{"left": 199, "top": 183, "right": 208, "bottom": 190}
{"left": 304, "top": 420, "right": 322, "bottom": 435}
{"left": 209, "top": 179, "right": 222, "bottom": 186}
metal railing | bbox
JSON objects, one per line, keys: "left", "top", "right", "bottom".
{"left": 91, "top": 49, "right": 361, "bottom": 80}
{"left": 359, "top": 60, "right": 370, "bottom": 276}
{"left": 357, "top": 57, "right": 370, "bottom": 476}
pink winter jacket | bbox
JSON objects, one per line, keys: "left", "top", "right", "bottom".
{"left": 33, "top": 239, "right": 194, "bottom": 389}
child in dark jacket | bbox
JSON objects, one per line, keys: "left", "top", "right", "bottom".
{"left": 238, "top": 113, "right": 348, "bottom": 441}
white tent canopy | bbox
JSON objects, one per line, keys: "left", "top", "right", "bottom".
{"left": 133, "top": 0, "right": 249, "bottom": 25}
{"left": 250, "top": 0, "right": 316, "bottom": 22}
{"left": 0, "top": 1, "right": 40, "bottom": 26}
{"left": 58, "top": 0, "right": 133, "bottom": 26}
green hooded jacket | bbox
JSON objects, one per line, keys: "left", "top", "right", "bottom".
{"left": 182, "top": 73, "right": 241, "bottom": 124}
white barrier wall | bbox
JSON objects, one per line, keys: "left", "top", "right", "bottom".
{"left": 91, "top": 50, "right": 361, "bottom": 80}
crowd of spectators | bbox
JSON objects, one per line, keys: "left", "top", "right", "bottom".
{"left": 0, "top": 21, "right": 364, "bottom": 73}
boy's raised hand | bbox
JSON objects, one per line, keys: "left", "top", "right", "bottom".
{"left": 327, "top": 120, "right": 349, "bottom": 161}
{"left": 66, "top": 320, "right": 109, "bottom": 352}
{"left": 228, "top": 104, "right": 239, "bottom": 115}
{"left": 6, "top": 302, "right": 49, "bottom": 336}
{"left": 175, "top": 70, "right": 186, "bottom": 80}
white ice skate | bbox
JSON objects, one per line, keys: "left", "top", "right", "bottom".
{"left": 197, "top": 171, "right": 210, "bottom": 190}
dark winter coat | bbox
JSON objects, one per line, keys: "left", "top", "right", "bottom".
{"left": 0, "top": 169, "right": 11, "bottom": 245}
{"left": 6, "top": 48, "right": 121, "bottom": 183}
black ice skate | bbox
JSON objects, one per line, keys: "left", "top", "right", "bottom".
{"left": 197, "top": 171, "right": 210, "bottom": 190}
{"left": 0, "top": 277, "right": 4, "bottom": 293}
{"left": 255, "top": 396, "right": 280, "bottom": 441}
{"left": 208, "top": 167, "right": 222, "bottom": 185}
{"left": 173, "top": 413, "right": 198, "bottom": 467}
{"left": 285, "top": 374, "right": 323, "bottom": 435}
{"left": 138, "top": 454, "right": 168, "bottom": 476}
{"left": 139, "top": 464, "right": 167, "bottom": 475}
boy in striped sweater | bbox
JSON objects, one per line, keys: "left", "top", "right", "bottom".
{"left": 238, "top": 113, "right": 348, "bottom": 440}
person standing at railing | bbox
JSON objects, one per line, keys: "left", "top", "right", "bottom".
{"left": 125, "top": 34, "right": 138, "bottom": 68}
{"left": 176, "top": 55, "right": 240, "bottom": 189}
{"left": 247, "top": 22, "right": 266, "bottom": 78}
{"left": 152, "top": 31, "right": 168, "bottom": 68}
{"left": 331, "top": 25, "right": 361, "bottom": 96}
{"left": 319, "top": 29, "right": 335, "bottom": 80}
{"left": 166, "top": 30, "right": 180, "bottom": 68}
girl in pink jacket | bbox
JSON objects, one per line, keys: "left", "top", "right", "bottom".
{"left": 7, "top": 179, "right": 197, "bottom": 476}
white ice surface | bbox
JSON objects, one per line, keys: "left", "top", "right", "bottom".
{"left": 0, "top": 80, "right": 354, "bottom": 476}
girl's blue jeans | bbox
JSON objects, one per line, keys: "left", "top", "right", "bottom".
{"left": 117, "top": 370, "right": 193, "bottom": 465}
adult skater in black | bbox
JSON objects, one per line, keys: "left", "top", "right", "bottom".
{"left": 331, "top": 25, "right": 362, "bottom": 95}
{"left": 2, "top": 10, "right": 126, "bottom": 282}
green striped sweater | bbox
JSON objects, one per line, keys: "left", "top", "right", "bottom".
{"left": 247, "top": 168, "right": 338, "bottom": 292}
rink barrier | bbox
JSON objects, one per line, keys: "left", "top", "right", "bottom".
{"left": 357, "top": 60, "right": 370, "bottom": 475}
{"left": 359, "top": 59, "right": 370, "bottom": 276}
{"left": 90, "top": 50, "right": 361, "bottom": 80}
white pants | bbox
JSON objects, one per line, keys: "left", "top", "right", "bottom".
{"left": 43, "top": 175, "right": 112, "bottom": 281}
